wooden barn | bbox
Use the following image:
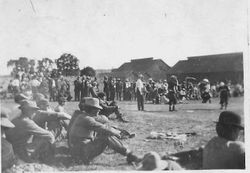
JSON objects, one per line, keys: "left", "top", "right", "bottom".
{"left": 167, "top": 52, "right": 243, "bottom": 84}
{"left": 111, "top": 57, "right": 171, "bottom": 81}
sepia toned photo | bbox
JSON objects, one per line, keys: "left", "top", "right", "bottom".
{"left": 0, "top": 0, "right": 248, "bottom": 172}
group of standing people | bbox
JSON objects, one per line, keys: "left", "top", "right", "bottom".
{"left": 8, "top": 72, "right": 72, "bottom": 102}
{"left": 103, "top": 76, "right": 136, "bottom": 101}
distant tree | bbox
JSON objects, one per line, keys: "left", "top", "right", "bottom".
{"left": 37, "top": 58, "right": 54, "bottom": 76}
{"left": 80, "top": 66, "right": 96, "bottom": 77}
{"left": 56, "top": 53, "right": 80, "bottom": 76}
{"left": 50, "top": 68, "right": 59, "bottom": 78}
{"left": 7, "top": 57, "right": 35, "bottom": 77}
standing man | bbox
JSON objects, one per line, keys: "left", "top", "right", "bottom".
{"left": 135, "top": 74, "right": 144, "bottom": 111}
{"left": 168, "top": 75, "right": 178, "bottom": 111}
{"left": 74, "top": 76, "right": 81, "bottom": 101}
{"left": 218, "top": 82, "right": 230, "bottom": 110}
{"left": 109, "top": 78, "right": 116, "bottom": 101}
{"left": 116, "top": 78, "right": 123, "bottom": 101}
{"left": 103, "top": 76, "right": 109, "bottom": 101}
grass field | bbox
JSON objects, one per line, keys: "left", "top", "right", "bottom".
{"left": 1, "top": 96, "right": 244, "bottom": 171}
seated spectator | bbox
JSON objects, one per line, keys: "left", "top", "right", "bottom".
{"left": 97, "top": 92, "right": 129, "bottom": 123}
{"left": 68, "top": 97, "right": 139, "bottom": 165}
{"left": 11, "top": 93, "right": 30, "bottom": 120}
{"left": 5, "top": 100, "right": 55, "bottom": 163}
{"left": 34, "top": 98, "right": 71, "bottom": 141}
{"left": 33, "top": 93, "right": 46, "bottom": 103}
{"left": 137, "top": 151, "right": 182, "bottom": 170}
{"left": 202, "top": 111, "right": 245, "bottom": 169}
{"left": 1, "top": 109, "right": 16, "bottom": 171}
{"left": 54, "top": 96, "right": 67, "bottom": 113}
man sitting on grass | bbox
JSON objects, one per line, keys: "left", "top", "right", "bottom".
{"left": 97, "top": 92, "right": 129, "bottom": 123}
{"left": 1, "top": 109, "right": 16, "bottom": 171}
{"left": 54, "top": 96, "right": 67, "bottom": 113}
{"left": 68, "top": 97, "right": 139, "bottom": 165}
{"left": 202, "top": 111, "right": 245, "bottom": 169}
{"left": 5, "top": 100, "right": 55, "bottom": 163}
{"left": 33, "top": 98, "right": 71, "bottom": 141}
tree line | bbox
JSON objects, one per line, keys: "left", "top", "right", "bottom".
{"left": 7, "top": 53, "right": 96, "bottom": 78}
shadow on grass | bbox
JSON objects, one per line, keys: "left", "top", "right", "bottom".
{"left": 181, "top": 108, "right": 219, "bottom": 111}
{"left": 142, "top": 110, "right": 168, "bottom": 113}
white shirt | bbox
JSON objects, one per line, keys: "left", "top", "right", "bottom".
{"left": 135, "top": 79, "right": 143, "bottom": 94}
{"left": 11, "top": 79, "right": 20, "bottom": 87}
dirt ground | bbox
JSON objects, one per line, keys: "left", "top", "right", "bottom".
{"left": 1, "top": 96, "right": 244, "bottom": 171}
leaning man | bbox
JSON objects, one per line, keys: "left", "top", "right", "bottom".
{"left": 68, "top": 97, "right": 139, "bottom": 165}
{"left": 5, "top": 100, "right": 55, "bottom": 163}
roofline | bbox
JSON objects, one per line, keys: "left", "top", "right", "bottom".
{"left": 130, "top": 57, "right": 154, "bottom": 62}
{"left": 187, "top": 52, "right": 243, "bottom": 60}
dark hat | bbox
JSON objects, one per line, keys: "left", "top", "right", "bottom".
{"left": 14, "top": 93, "right": 29, "bottom": 103}
{"left": 19, "top": 100, "right": 39, "bottom": 110}
{"left": 58, "top": 97, "right": 67, "bottom": 102}
{"left": 1, "top": 109, "right": 15, "bottom": 128}
{"left": 215, "top": 111, "right": 244, "bottom": 129}
{"left": 97, "top": 92, "right": 106, "bottom": 98}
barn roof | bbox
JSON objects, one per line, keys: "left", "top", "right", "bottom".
{"left": 168, "top": 52, "right": 243, "bottom": 74}
{"left": 111, "top": 57, "right": 171, "bottom": 80}
{"left": 113, "top": 57, "right": 170, "bottom": 73}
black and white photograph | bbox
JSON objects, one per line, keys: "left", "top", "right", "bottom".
{"left": 0, "top": 0, "right": 248, "bottom": 172}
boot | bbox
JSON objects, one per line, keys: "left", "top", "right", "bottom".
{"left": 173, "top": 105, "right": 176, "bottom": 111}
{"left": 220, "top": 104, "right": 223, "bottom": 110}
{"left": 169, "top": 105, "right": 172, "bottom": 112}
{"left": 126, "top": 152, "right": 141, "bottom": 164}
{"left": 117, "top": 114, "right": 129, "bottom": 123}
{"left": 225, "top": 104, "right": 227, "bottom": 110}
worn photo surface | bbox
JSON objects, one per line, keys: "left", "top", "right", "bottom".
{"left": 0, "top": 0, "right": 248, "bottom": 172}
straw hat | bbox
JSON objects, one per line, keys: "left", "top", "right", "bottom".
{"left": 220, "top": 82, "right": 225, "bottom": 87}
{"left": 37, "top": 98, "right": 50, "bottom": 107}
{"left": 138, "top": 74, "right": 143, "bottom": 78}
{"left": 81, "top": 97, "right": 102, "bottom": 110}
{"left": 202, "top": 78, "right": 209, "bottom": 83}
{"left": 1, "top": 110, "right": 15, "bottom": 128}
{"left": 137, "top": 152, "right": 169, "bottom": 170}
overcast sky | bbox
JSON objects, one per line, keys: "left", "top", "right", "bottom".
{"left": 0, "top": 0, "right": 247, "bottom": 75}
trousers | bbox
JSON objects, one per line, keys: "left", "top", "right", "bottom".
{"left": 70, "top": 135, "right": 127, "bottom": 164}
{"left": 136, "top": 90, "right": 144, "bottom": 110}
